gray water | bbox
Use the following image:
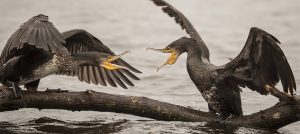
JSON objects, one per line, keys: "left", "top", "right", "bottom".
{"left": 0, "top": 0, "right": 299, "bottom": 133}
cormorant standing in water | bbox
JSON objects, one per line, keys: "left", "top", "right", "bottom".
{"left": 0, "top": 14, "right": 141, "bottom": 97}
{"left": 148, "top": 0, "right": 296, "bottom": 119}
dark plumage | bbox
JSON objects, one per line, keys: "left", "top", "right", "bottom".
{"left": 0, "top": 14, "right": 141, "bottom": 97}
{"left": 149, "top": 0, "right": 296, "bottom": 119}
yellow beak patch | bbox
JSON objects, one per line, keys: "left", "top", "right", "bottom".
{"left": 101, "top": 62, "right": 121, "bottom": 70}
{"left": 157, "top": 50, "right": 179, "bottom": 71}
{"left": 100, "top": 51, "right": 131, "bottom": 70}
{"left": 166, "top": 51, "right": 179, "bottom": 65}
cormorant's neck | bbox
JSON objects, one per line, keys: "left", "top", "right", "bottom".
{"left": 71, "top": 54, "right": 97, "bottom": 66}
{"left": 185, "top": 43, "right": 209, "bottom": 64}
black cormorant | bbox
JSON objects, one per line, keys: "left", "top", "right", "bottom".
{"left": 0, "top": 14, "right": 141, "bottom": 97}
{"left": 148, "top": 0, "right": 296, "bottom": 119}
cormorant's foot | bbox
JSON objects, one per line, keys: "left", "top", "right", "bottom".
{"left": 218, "top": 114, "right": 236, "bottom": 124}
{"left": 218, "top": 116, "right": 225, "bottom": 122}
{"left": 218, "top": 113, "right": 232, "bottom": 121}
{"left": 45, "top": 88, "right": 68, "bottom": 93}
{"left": 208, "top": 106, "right": 216, "bottom": 114}
{"left": 10, "top": 88, "right": 22, "bottom": 99}
{"left": 217, "top": 116, "right": 227, "bottom": 124}
{"left": 7, "top": 81, "right": 22, "bottom": 99}
{"left": 225, "top": 114, "right": 235, "bottom": 122}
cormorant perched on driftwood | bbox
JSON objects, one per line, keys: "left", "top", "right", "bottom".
{"left": 147, "top": 0, "right": 296, "bottom": 119}
{"left": 0, "top": 14, "right": 141, "bottom": 97}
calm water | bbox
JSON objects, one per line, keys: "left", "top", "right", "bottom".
{"left": 0, "top": 0, "right": 299, "bottom": 133}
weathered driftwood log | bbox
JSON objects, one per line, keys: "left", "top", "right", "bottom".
{"left": 0, "top": 86, "right": 299, "bottom": 130}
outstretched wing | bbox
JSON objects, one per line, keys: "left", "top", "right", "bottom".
{"left": 57, "top": 29, "right": 141, "bottom": 89}
{"left": 151, "top": 0, "right": 202, "bottom": 42}
{"left": 0, "top": 14, "right": 66, "bottom": 65}
{"left": 150, "top": 0, "right": 209, "bottom": 60}
{"left": 220, "top": 27, "right": 296, "bottom": 95}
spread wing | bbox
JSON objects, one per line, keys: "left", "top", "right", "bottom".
{"left": 151, "top": 0, "right": 202, "bottom": 43}
{"left": 220, "top": 27, "right": 296, "bottom": 95}
{"left": 150, "top": 0, "right": 210, "bottom": 60}
{"left": 57, "top": 29, "right": 141, "bottom": 89}
{"left": 0, "top": 15, "right": 66, "bottom": 65}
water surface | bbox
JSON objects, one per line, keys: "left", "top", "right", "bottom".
{"left": 0, "top": 0, "right": 299, "bottom": 133}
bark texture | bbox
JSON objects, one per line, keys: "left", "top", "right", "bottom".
{"left": 0, "top": 86, "right": 299, "bottom": 130}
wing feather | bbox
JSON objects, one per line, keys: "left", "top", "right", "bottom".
{"left": 94, "top": 66, "right": 106, "bottom": 86}
{"left": 150, "top": 0, "right": 210, "bottom": 60}
{"left": 221, "top": 27, "right": 296, "bottom": 95}
{"left": 78, "top": 68, "right": 83, "bottom": 82}
{"left": 113, "top": 70, "right": 134, "bottom": 86}
{"left": 107, "top": 70, "right": 127, "bottom": 89}
{"left": 89, "top": 66, "right": 97, "bottom": 85}
{"left": 101, "top": 68, "right": 117, "bottom": 87}
{"left": 151, "top": 0, "right": 202, "bottom": 43}
{"left": 56, "top": 29, "right": 140, "bottom": 89}
{"left": 0, "top": 14, "right": 66, "bottom": 66}
{"left": 119, "top": 69, "right": 140, "bottom": 80}
{"left": 83, "top": 66, "right": 91, "bottom": 84}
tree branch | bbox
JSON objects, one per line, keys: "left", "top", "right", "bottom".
{"left": 0, "top": 86, "right": 299, "bottom": 130}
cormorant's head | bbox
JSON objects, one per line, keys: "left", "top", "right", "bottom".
{"left": 75, "top": 51, "right": 131, "bottom": 70}
{"left": 99, "top": 51, "right": 131, "bottom": 70}
{"left": 147, "top": 37, "right": 196, "bottom": 71}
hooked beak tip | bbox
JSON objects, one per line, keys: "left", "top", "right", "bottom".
{"left": 119, "top": 50, "right": 131, "bottom": 55}
{"left": 112, "top": 50, "right": 131, "bottom": 61}
{"left": 146, "top": 48, "right": 163, "bottom": 52}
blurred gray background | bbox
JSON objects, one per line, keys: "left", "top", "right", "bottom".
{"left": 0, "top": 0, "right": 299, "bottom": 133}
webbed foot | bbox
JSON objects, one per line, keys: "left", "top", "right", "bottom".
{"left": 208, "top": 105, "right": 216, "bottom": 114}
{"left": 219, "top": 114, "right": 237, "bottom": 124}
{"left": 8, "top": 81, "right": 22, "bottom": 98}
{"left": 219, "top": 112, "right": 231, "bottom": 121}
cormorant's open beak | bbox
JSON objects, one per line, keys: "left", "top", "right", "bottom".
{"left": 146, "top": 48, "right": 179, "bottom": 71}
{"left": 101, "top": 51, "right": 130, "bottom": 70}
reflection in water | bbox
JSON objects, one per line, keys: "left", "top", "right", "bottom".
{"left": 0, "top": 117, "right": 128, "bottom": 134}
{"left": 0, "top": 118, "right": 280, "bottom": 134}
